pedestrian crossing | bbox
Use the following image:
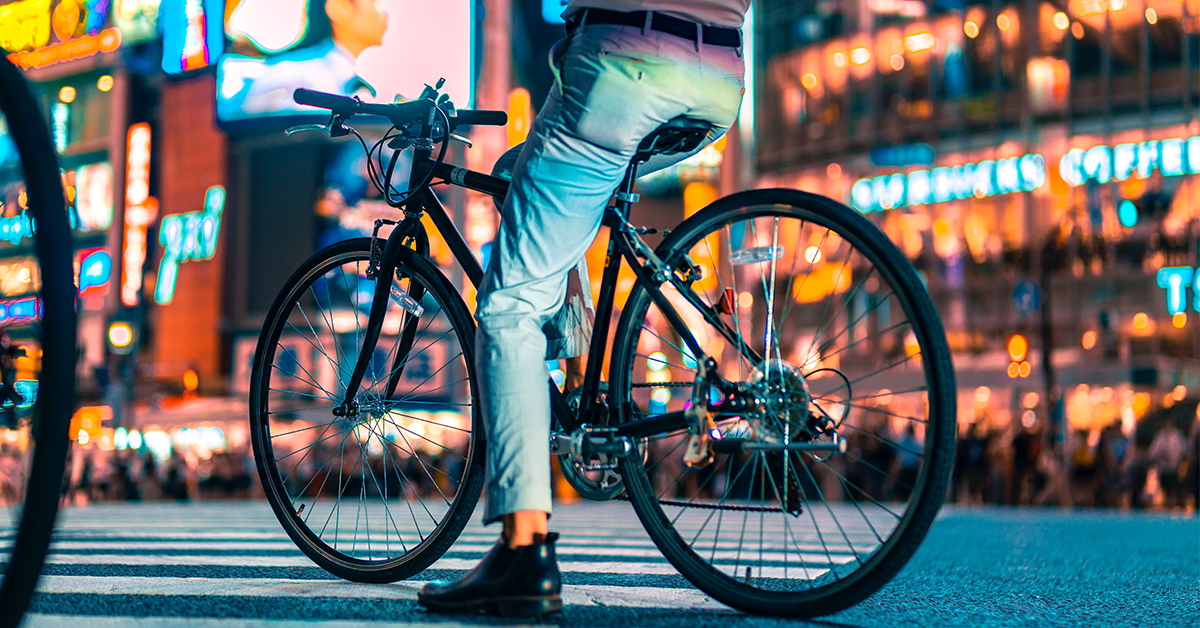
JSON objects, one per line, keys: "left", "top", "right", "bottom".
{"left": 2, "top": 500, "right": 889, "bottom": 627}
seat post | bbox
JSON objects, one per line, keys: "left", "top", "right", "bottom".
{"left": 613, "top": 154, "right": 648, "bottom": 218}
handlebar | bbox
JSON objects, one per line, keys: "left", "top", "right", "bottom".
{"left": 292, "top": 88, "right": 507, "bottom": 129}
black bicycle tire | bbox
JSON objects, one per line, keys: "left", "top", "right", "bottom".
{"left": 610, "top": 188, "right": 956, "bottom": 617}
{"left": 249, "top": 238, "right": 485, "bottom": 583}
{"left": 0, "top": 57, "right": 78, "bottom": 628}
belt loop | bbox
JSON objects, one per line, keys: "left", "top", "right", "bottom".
{"left": 695, "top": 24, "right": 702, "bottom": 53}
{"left": 642, "top": 10, "right": 651, "bottom": 35}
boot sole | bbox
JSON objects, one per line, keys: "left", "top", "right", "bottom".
{"left": 419, "top": 594, "right": 563, "bottom": 618}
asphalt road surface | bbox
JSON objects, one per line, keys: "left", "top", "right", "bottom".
{"left": 12, "top": 500, "right": 1199, "bottom": 628}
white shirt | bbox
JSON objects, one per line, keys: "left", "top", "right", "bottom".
{"left": 564, "top": 0, "right": 751, "bottom": 28}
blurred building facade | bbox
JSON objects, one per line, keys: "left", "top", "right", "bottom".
{"left": 2, "top": 0, "right": 1195, "bottom": 505}
{"left": 752, "top": 0, "right": 1199, "bottom": 450}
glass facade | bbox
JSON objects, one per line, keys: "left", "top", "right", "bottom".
{"left": 753, "top": 0, "right": 1198, "bottom": 451}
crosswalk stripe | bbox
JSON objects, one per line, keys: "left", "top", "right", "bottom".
{"left": 5, "top": 499, "right": 905, "bottom": 624}
{"left": 32, "top": 575, "right": 728, "bottom": 610}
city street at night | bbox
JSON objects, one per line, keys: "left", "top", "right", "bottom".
{"left": 13, "top": 500, "right": 1199, "bottom": 627}
{"left": 2, "top": 0, "right": 1200, "bottom": 625}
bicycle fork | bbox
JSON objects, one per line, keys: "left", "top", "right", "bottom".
{"left": 334, "top": 219, "right": 428, "bottom": 418}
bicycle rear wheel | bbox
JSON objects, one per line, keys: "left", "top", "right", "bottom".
{"left": 0, "top": 57, "right": 78, "bottom": 627}
{"left": 610, "top": 189, "right": 955, "bottom": 617}
{"left": 249, "top": 238, "right": 484, "bottom": 583}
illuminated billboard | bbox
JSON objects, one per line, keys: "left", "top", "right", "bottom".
{"left": 216, "top": 0, "right": 475, "bottom": 127}
{"left": 1, "top": 0, "right": 159, "bottom": 69}
{"left": 161, "top": 0, "right": 225, "bottom": 74}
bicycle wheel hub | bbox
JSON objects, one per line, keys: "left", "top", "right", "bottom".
{"left": 747, "top": 359, "right": 812, "bottom": 444}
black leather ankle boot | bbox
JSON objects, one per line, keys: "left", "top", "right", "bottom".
{"left": 418, "top": 532, "right": 562, "bottom": 617}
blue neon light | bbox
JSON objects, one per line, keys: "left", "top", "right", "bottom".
{"left": 851, "top": 154, "right": 1046, "bottom": 213}
{"left": 1060, "top": 137, "right": 1200, "bottom": 185}
{"left": 154, "top": 186, "right": 225, "bottom": 305}
{"left": 78, "top": 249, "right": 112, "bottom": 296}
{"left": 1157, "top": 267, "right": 1200, "bottom": 315}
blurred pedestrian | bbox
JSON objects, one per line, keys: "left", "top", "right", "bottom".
{"left": 892, "top": 424, "right": 922, "bottom": 500}
{"left": 1147, "top": 422, "right": 1186, "bottom": 508}
{"left": 1097, "top": 423, "right": 1131, "bottom": 508}
{"left": 1187, "top": 413, "right": 1199, "bottom": 512}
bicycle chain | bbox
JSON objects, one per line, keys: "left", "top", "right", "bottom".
{"left": 630, "top": 382, "right": 695, "bottom": 388}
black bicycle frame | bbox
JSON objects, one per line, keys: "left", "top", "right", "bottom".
{"left": 336, "top": 149, "right": 758, "bottom": 442}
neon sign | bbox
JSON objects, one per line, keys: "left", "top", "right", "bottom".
{"left": 77, "top": 247, "right": 112, "bottom": 297}
{"left": 0, "top": 0, "right": 52, "bottom": 52}
{"left": 0, "top": 212, "right": 35, "bottom": 247}
{"left": 851, "top": 154, "right": 1047, "bottom": 213}
{"left": 121, "top": 122, "right": 155, "bottom": 307}
{"left": 154, "top": 185, "right": 224, "bottom": 305}
{"left": 0, "top": 296, "right": 40, "bottom": 326}
{"left": 0, "top": 258, "right": 39, "bottom": 297}
{"left": 161, "top": 0, "right": 223, "bottom": 74}
{"left": 1060, "top": 137, "right": 1200, "bottom": 185}
{"left": 1157, "top": 267, "right": 1200, "bottom": 315}
{"left": 51, "top": 103, "right": 68, "bottom": 153}
{"left": 7, "top": 27, "right": 122, "bottom": 70}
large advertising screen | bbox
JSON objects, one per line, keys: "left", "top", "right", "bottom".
{"left": 216, "top": 0, "right": 474, "bottom": 128}
{"left": 1, "top": 0, "right": 159, "bottom": 69}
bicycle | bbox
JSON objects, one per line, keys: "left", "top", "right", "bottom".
{"left": 0, "top": 56, "right": 79, "bottom": 628}
{"left": 249, "top": 80, "right": 956, "bottom": 617}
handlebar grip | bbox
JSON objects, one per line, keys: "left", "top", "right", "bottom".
{"left": 293, "top": 88, "right": 358, "bottom": 115}
{"left": 454, "top": 109, "right": 508, "bottom": 127}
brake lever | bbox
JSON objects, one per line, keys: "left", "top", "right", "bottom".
{"left": 449, "top": 133, "right": 472, "bottom": 148}
{"left": 285, "top": 124, "right": 331, "bottom": 136}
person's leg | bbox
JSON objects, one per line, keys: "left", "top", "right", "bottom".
{"left": 475, "top": 25, "right": 742, "bottom": 534}
{"left": 420, "top": 24, "right": 744, "bottom": 616}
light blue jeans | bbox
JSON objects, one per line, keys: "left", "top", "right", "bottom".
{"left": 475, "top": 22, "right": 745, "bottom": 523}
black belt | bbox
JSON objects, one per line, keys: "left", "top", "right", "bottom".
{"left": 566, "top": 8, "right": 742, "bottom": 48}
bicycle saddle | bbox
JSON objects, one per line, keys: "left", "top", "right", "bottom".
{"left": 637, "top": 116, "right": 713, "bottom": 158}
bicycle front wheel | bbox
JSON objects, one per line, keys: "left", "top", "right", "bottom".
{"left": 610, "top": 189, "right": 955, "bottom": 617}
{"left": 249, "top": 238, "right": 483, "bottom": 583}
{"left": 0, "top": 57, "right": 78, "bottom": 627}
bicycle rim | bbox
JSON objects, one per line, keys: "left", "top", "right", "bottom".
{"left": 249, "top": 239, "right": 483, "bottom": 582}
{"left": 611, "top": 189, "right": 955, "bottom": 616}
{"left": 0, "top": 57, "right": 77, "bottom": 628}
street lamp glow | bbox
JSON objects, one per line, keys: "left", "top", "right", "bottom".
{"left": 108, "top": 322, "right": 133, "bottom": 348}
{"left": 1053, "top": 12, "right": 1070, "bottom": 30}
{"left": 1007, "top": 334, "right": 1028, "bottom": 362}
{"left": 647, "top": 352, "right": 668, "bottom": 371}
{"left": 903, "top": 32, "right": 935, "bottom": 53}
{"left": 964, "top": 21, "right": 979, "bottom": 38}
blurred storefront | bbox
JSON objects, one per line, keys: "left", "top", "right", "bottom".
{"left": 752, "top": 0, "right": 1200, "bottom": 454}
{"left": 0, "top": 0, "right": 163, "bottom": 404}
